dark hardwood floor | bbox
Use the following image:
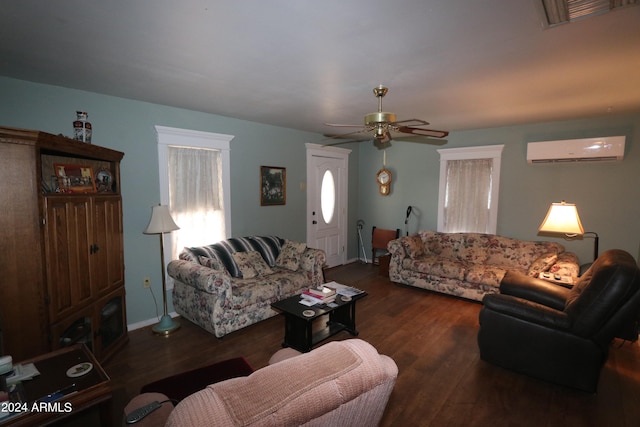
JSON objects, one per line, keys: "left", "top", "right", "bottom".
{"left": 99, "top": 262, "right": 640, "bottom": 426}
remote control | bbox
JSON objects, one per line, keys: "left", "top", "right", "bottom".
{"left": 125, "top": 401, "right": 163, "bottom": 424}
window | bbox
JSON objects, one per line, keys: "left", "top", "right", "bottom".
{"left": 437, "top": 145, "right": 504, "bottom": 234}
{"left": 320, "top": 170, "right": 336, "bottom": 223}
{"left": 155, "top": 126, "right": 233, "bottom": 281}
{"left": 168, "top": 146, "right": 225, "bottom": 251}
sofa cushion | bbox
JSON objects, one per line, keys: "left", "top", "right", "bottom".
{"left": 198, "top": 255, "right": 225, "bottom": 271}
{"left": 402, "top": 234, "right": 426, "bottom": 259}
{"left": 527, "top": 252, "right": 558, "bottom": 277}
{"left": 233, "top": 251, "right": 273, "bottom": 279}
{"left": 465, "top": 264, "right": 508, "bottom": 287}
{"left": 403, "top": 256, "right": 466, "bottom": 280}
{"left": 229, "top": 278, "right": 280, "bottom": 307}
{"left": 549, "top": 252, "right": 580, "bottom": 278}
{"left": 276, "top": 240, "right": 307, "bottom": 271}
{"left": 225, "top": 268, "right": 312, "bottom": 308}
{"left": 421, "top": 232, "right": 488, "bottom": 263}
{"left": 485, "top": 236, "right": 563, "bottom": 270}
{"left": 269, "top": 268, "right": 314, "bottom": 297}
{"left": 454, "top": 234, "right": 491, "bottom": 263}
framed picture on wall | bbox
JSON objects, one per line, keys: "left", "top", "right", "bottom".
{"left": 260, "top": 166, "right": 286, "bottom": 206}
{"left": 54, "top": 163, "right": 97, "bottom": 193}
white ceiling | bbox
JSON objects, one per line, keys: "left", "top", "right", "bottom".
{"left": 1, "top": 1, "right": 639, "bottom": 135}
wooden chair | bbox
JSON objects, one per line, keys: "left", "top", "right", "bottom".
{"left": 372, "top": 227, "right": 400, "bottom": 265}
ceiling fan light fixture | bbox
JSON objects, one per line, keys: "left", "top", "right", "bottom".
{"left": 374, "top": 126, "right": 388, "bottom": 139}
{"left": 365, "top": 112, "right": 397, "bottom": 126}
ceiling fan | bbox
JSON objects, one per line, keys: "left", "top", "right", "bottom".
{"left": 324, "top": 85, "right": 449, "bottom": 149}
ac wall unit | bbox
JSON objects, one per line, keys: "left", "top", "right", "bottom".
{"left": 526, "top": 136, "right": 625, "bottom": 164}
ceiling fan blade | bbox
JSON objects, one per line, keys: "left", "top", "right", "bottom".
{"left": 321, "top": 128, "right": 373, "bottom": 147}
{"left": 323, "top": 139, "right": 369, "bottom": 147}
{"left": 324, "top": 122, "right": 366, "bottom": 128}
{"left": 398, "top": 126, "right": 449, "bottom": 138}
{"left": 390, "top": 118, "right": 430, "bottom": 127}
{"left": 392, "top": 135, "right": 449, "bottom": 145}
{"left": 323, "top": 128, "right": 373, "bottom": 141}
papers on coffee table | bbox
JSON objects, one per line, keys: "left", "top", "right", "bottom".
{"left": 323, "top": 281, "right": 364, "bottom": 297}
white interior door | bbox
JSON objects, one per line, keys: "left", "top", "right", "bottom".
{"left": 306, "top": 144, "right": 350, "bottom": 268}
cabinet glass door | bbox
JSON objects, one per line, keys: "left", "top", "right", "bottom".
{"left": 52, "top": 308, "right": 94, "bottom": 352}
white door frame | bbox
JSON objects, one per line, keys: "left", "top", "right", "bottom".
{"left": 306, "top": 143, "right": 350, "bottom": 267}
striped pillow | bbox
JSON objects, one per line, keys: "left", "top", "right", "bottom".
{"left": 181, "top": 236, "right": 284, "bottom": 278}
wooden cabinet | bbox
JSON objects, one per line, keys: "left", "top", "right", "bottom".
{"left": 43, "top": 196, "right": 124, "bottom": 324}
{"left": 0, "top": 126, "right": 127, "bottom": 362}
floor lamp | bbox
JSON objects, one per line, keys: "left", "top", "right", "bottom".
{"left": 144, "top": 204, "right": 180, "bottom": 335}
{"left": 538, "top": 200, "right": 599, "bottom": 262}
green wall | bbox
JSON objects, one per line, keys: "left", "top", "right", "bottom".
{"left": 357, "top": 115, "right": 640, "bottom": 265}
{"left": 2, "top": 75, "right": 638, "bottom": 328}
{"left": 0, "top": 76, "right": 334, "bottom": 326}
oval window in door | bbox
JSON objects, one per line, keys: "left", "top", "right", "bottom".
{"left": 321, "top": 170, "right": 336, "bottom": 224}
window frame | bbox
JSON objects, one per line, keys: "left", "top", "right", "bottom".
{"left": 436, "top": 144, "right": 504, "bottom": 234}
{"left": 155, "top": 126, "right": 233, "bottom": 276}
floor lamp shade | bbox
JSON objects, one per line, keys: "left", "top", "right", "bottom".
{"left": 144, "top": 205, "right": 179, "bottom": 234}
{"left": 144, "top": 204, "right": 180, "bottom": 335}
{"left": 538, "top": 201, "right": 584, "bottom": 235}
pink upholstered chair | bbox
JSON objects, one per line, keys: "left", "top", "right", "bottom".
{"left": 124, "top": 339, "right": 398, "bottom": 426}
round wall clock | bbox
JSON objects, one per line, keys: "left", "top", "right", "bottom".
{"left": 376, "top": 168, "right": 392, "bottom": 196}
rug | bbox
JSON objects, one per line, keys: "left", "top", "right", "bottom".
{"left": 140, "top": 357, "right": 254, "bottom": 402}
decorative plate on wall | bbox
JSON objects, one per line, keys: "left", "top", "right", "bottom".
{"left": 95, "top": 167, "right": 113, "bottom": 192}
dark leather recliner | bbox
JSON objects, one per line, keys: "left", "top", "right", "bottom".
{"left": 477, "top": 249, "right": 640, "bottom": 393}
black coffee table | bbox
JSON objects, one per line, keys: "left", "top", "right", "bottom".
{"left": 271, "top": 291, "right": 367, "bottom": 353}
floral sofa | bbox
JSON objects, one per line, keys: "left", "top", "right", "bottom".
{"left": 168, "top": 236, "right": 326, "bottom": 337}
{"left": 388, "top": 230, "right": 579, "bottom": 302}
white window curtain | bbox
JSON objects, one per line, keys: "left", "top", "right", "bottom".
{"left": 168, "top": 146, "right": 226, "bottom": 257}
{"left": 443, "top": 159, "right": 493, "bottom": 233}
{"left": 437, "top": 145, "right": 504, "bottom": 234}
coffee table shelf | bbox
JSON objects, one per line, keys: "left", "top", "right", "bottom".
{"left": 271, "top": 291, "right": 367, "bottom": 352}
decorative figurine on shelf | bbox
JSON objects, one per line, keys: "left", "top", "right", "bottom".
{"left": 73, "top": 111, "right": 92, "bottom": 143}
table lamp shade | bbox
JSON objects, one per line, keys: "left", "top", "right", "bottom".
{"left": 144, "top": 205, "right": 179, "bottom": 234}
{"left": 538, "top": 201, "right": 584, "bottom": 235}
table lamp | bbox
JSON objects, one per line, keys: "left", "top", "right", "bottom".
{"left": 538, "top": 200, "right": 599, "bottom": 261}
{"left": 144, "top": 204, "right": 180, "bottom": 335}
